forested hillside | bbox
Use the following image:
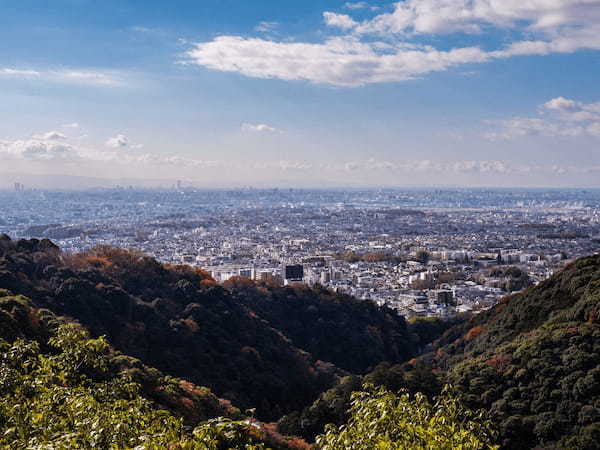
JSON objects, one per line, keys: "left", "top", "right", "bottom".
{"left": 0, "top": 235, "right": 431, "bottom": 422}
{"left": 428, "top": 255, "right": 600, "bottom": 449}
{"left": 4, "top": 234, "right": 598, "bottom": 448}
{"left": 278, "top": 255, "right": 600, "bottom": 449}
{"left": 279, "top": 256, "right": 600, "bottom": 449}
{"left": 227, "top": 277, "right": 416, "bottom": 374}
{"left": 0, "top": 289, "right": 494, "bottom": 449}
{"left": 0, "top": 291, "right": 309, "bottom": 448}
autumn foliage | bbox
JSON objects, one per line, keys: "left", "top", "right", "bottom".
{"left": 465, "top": 325, "right": 485, "bottom": 341}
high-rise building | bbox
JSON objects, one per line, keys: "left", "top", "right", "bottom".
{"left": 283, "top": 264, "right": 303, "bottom": 281}
{"left": 434, "top": 289, "right": 455, "bottom": 306}
{"left": 239, "top": 268, "right": 255, "bottom": 279}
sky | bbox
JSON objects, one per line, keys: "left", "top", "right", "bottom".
{"left": 1, "top": 0, "right": 600, "bottom": 188}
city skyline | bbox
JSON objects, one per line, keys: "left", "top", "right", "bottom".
{"left": 2, "top": 1, "right": 600, "bottom": 187}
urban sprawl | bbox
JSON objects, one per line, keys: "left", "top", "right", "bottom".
{"left": 2, "top": 187, "right": 599, "bottom": 319}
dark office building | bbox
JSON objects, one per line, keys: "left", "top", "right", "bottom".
{"left": 283, "top": 264, "right": 304, "bottom": 281}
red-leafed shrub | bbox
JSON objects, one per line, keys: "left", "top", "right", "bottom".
{"left": 486, "top": 354, "right": 510, "bottom": 372}
{"left": 181, "top": 317, "right": 200, "bottom": 333}
{"left": 465, "top": 325, "right": 485, "bottom": 341}
{"left": 223, "top": 276, "right": 256, "bottom": 290}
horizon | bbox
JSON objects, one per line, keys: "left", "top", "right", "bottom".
{"left": 4, "top": 177, "right": 600, "bottom": 191}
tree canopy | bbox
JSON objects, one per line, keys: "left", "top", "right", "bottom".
{"left": 316, "top": 384, "right": 498, "bottom": 449}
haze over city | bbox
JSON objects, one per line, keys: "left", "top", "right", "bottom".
{"left": 2, "top": 0, "right": 600, "bottom": 188}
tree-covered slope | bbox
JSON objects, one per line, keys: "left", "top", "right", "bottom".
{"left": 431, "top": 255, "right": 600, "bottom": 364}
{"left": 0, "top": 291, "right": 237, "bottom": 422}
{"left": 225, "top": 277, "right": 417, "bottom": 374}
{"left": 0, "top": 291, "right": 309, "bottom": 449}
{"left": 276, "top": 317, "right": 459, "bottom": 441}
{"left": 427, "top": 255, "right": 600, "bottom": 449}
{"left": 0, "top": 286, "right": 493, "bottom": 449}
{"left": 279, "top": 255, "right": 600, "bottom": 448}
{"left": 0, "top": 236, "right": 423, "bottom": 421}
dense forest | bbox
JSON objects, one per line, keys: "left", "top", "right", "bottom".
{"left": 0, "top": 236, "right": 452, "bottom": 421}
{"left": 432, "top": 254, "right": 600, "bottom": 449}
{"left": 1, "top": 234, "right": 599, "bottom": 448}
{"left": 281, "top": 255, "right": 600, "bottom": 449}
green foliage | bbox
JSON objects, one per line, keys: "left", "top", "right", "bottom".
{"left": 0, "top": 322, "right": 289, "bottom": 449}
{"left": 0, "top": 239, "right": 338, "bottom": 420}
{"left": 193, "top": 418, "right": 268, "bottom": 449}
{"left": 0, "top": 323, "right": 188, "bottom": 448}
{"left": 0, "top": 238, "right": 428, "bottom": 420}
{"left": 429, "top": 255, "right": 600, "bottom": 448}
{"left": 7, "top": 237, "right": 600, "bottom": 448}
{"left": 231, "top": 281, "right": 417, "bottom": 375}
{"left": 407, "top": 316, "right": 465, "bottom": 351}
{"left": 276, "top": 320, "right": 457, "bottom": 441}
{"left": 488, "top": 266, "right": 532, "bottom": 292}
{"left": 0, "top": 290, "right": 237, "bottom": 427}
{"left": 315, "top": 384, "right": 498, "bottom": 449}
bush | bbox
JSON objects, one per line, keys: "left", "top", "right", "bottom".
{"left": 316, "top": 384, "right": 498, "bottom": 449}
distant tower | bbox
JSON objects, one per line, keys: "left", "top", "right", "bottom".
{"left": 14, "top": 182, "right": 24, "bottom": 192}
{"left": 176, "top": 180, "right": 183, "bottom": 190}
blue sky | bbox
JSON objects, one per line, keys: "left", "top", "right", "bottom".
{"left": 1, "top": 0, "right": 600, "bottom": 187}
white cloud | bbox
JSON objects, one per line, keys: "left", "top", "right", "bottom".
{"left": 0, "top": 67, "right": 123, "bottom": 87}
{"left": 543, "top": 97, "right": 579, "bottom": 111}
{"left": 344, "top": 2, "right": 379, "bottom": 11}
{"left": 323, "top": 12, "right": 358, "bottom": 29}
{"left": 254, "top": 21, "right": 279, "bottom": 33}
{"left": 486, "top": 97, "right": 600, "bottom": 140}
{"left": 3, "top": 132, "right": 599, "bottom": 184}
{"left": 241, "top": 122, "right": 277, "bottom": 133}
{"left": 0, "top": 68, "right": 41, "bottom": 77}
{"left": 131, "top": 26, "right": 151, "bottom": 33}
{"left": 105, "top": 134, "right": 130, "bottom": 148}
{"left": 187, "top": 36, "right": 489, "bottom": 86}
{"left": 491, "top": 24, "right": 600, "bottom": 58}
{"left": 62, "top": 123, "right": 80, "bottom": 129}
{"left": 32, "top": 131, "right": 67, "bottom": 141}
{"left": 341, "top": 158, "right": 513, "bottom": 174}
{"left": 60, "top": 71, "right": 119, "bottom": 86}
{"left": 358, "top": 0, "right": 600, "bottom": 35}
{"left": 0, "top": 136, "right": 178, "bottom": 167}
{"left": 185, "top": 1, "right": 600, "bottom": 87}
{"left": 541, "top": 97, "right": 600, "bottom": 121}
{"left": 588, "top": 122, "right": 600, "bottom": 137}
{"left": 485, "top": 117, "right": 584, "bottom": 140}
{"left": 0, "top": 139, "right": 80, "bottom": 162}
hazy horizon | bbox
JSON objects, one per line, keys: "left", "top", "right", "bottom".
{"left": 3, "top": 172, "right": 600, "bottom": 191}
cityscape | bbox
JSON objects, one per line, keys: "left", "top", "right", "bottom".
{"left": 2, "top": 186, "right": 599, "bottom": 319}
{"left": 3, "top": 1, "right": 600, "bottom": 446}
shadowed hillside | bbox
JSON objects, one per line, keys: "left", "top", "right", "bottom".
{"left": 0, "top": 235, "right": 427, "bottom": 421}
{"left": 278, "top": 255, "right": 600, "bottom": 448}
{"left": 0, "top": 290, "right": 312, "bottom": 449}
{"left": 421, "top": 255, "right": 600, "bottom": 449}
